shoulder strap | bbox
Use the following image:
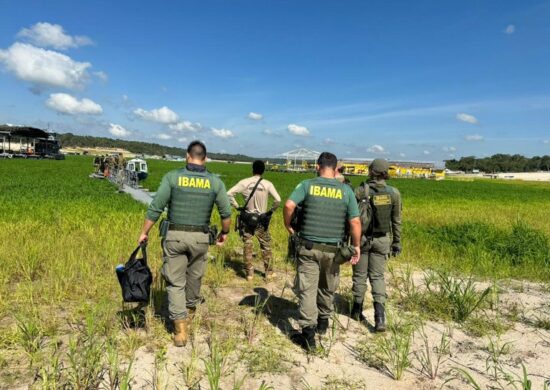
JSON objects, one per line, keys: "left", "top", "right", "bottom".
{"left": 243, "top": 178, "right": 263, "bottom": 209}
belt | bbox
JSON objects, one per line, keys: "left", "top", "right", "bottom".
{"left": 368, "top": 232, "right": 388, "bottom": 238}
{"left": 168, "top": 223, "right": 208, "bottom": 233}
{"left": 300, "top": 239, "right": 340, "bottom": 254}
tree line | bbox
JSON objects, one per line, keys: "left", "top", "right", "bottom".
{"left": 445, "top": 154, "right": 550, "bottom": 173}
{"left": 57, "top": 133, "right": 257, "bottom": 162}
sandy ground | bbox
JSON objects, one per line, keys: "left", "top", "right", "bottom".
{"left": 121, "top": 269, "right": 550, "bottom": 390}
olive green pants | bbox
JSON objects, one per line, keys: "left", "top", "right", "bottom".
{"left": 352, "top": 235, "right": 390, "bottom": 305}
{"left": 161, "top": 230, "right": 210, "bottom": 320}
{"left": 295, "top": 246, "right": 340, "bottom": 328}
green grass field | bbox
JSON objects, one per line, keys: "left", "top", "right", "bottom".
{"left": 143, "top": 158, "right": 550, "bottom": 281}
{"left": 1, "top": 156, "right": 549, "bottom": 387}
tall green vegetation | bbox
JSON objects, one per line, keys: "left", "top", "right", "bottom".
{"left": 446, "top": 153, "right": 550, "bottom": 172}
{"left": 1, "top": 156, "right": 550, "bottom": 386}
{"left": 57, "top": 132, "right": 260, "bottom": 162}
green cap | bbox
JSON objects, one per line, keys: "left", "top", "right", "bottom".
{"left": 369, "top": 158, "right": 389, "bottom": 175}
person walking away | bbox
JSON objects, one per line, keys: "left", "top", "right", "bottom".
{"left": 351, "top": 158, "right": 402, "bottom": 332}
{"left": 283, "top": 152, "right": 361, "bottom": 352}
{"left": 228, "top": 160, "right": 281, "bottom": 281}
{"left": 138, "top": 141, "right": 232, "bottom": 347}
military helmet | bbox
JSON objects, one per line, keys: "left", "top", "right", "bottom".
{"left": 369, "top": 158, "right": 389, "bottom": 175}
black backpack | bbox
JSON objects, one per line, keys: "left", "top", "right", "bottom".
{"left": 236, "top": 178, "right": 263, "bottom": 233}
{"left": 357, "top": 182, "right": 393, "bottom": 237}
{"left": 116, "top": 244, "right": 153, "bottom": 303}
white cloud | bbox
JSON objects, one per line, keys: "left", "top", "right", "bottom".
{"left": 287, "top": 124, "right": 310, "bottom": 136}
{"left": 367, "top": 144, "right": 386, "bottom": 154}
{"left": 323, "top": 138, "right": 335, "bottom": 145}
{"left": 212, "top": 128, "right": 235, "bottom": 139}
{"left": 456, "top": 113, "right": 479, "bottom": 124}
{"left": 17, "top": 22, "right": 93, "bottom": 50}
{"left": 178, "top": 137, "right": 188, "bottom": 143}
{"left": 46, "top": 93, "right": 102, "bottom": 115}
{"left": 263, "top": 129, "right": 273, "bottom": 135}
{"left": 0, "top": 42, "right": 91, "bottom": 90}
{"left": 399, "top": 153, "right": 406, "bottom": 158}
{"left": 94, "top": 71, "right": 108, "bottom": 82}
{"left": 443, "top": 146, "right": 457, "bottom": 152}
{"left": 423, "top": 150, "right": 430, "bottom": 155}
{"left": 504, "top": 24, "right": 515, "bottom": 35}
{"left": 543, "top": 139, "right": 549, "bottom": 144}
{"left": 169, "top": 120, "right": 202, "bottom": 132}
{"left": 157, "top": 133, "right": 172, "bottom": 140}
{"left": 134, "top": 106, "right": 179, "bottom": 124}
{"left": 465, "top": 134, "right": 484, "bottom": 141}
{"left": 108, "top": 123, "right": 131, "bottom": 137}
{"left": 247, "top": 112, "right": 263, "bottom": 120}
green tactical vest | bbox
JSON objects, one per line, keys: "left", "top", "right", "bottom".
{"left": 168, "top": 169, "right": 217, "bottom": 226}
{"left": 368, "top": 183, "right": 394, "bottom": 235}
{"left": 300, "top": 178, "right": 348, "bottom": 242}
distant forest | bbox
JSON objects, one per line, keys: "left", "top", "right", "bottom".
{"left": 445, "top": 154, "right": 550, "bottom": 172}
{"left": 57, "top": 133, "right": 257, "bottom": 162}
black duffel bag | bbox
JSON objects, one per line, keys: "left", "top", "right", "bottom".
{"left": 116, "top": 243, "right": 153, "bottom": 303}
{"left": 239, "top": 210, "right": 261, "bottom": 230}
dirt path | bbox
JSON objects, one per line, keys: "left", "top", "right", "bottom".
{"left": 125, "top": 269, "right": 550, "bottom": 389}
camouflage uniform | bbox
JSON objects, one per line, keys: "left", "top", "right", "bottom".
{"left": 242, "top": 224, "right": 273, "bottom": 274}
{"left": 227, "top": 176, "right": 281, "bottom": 278}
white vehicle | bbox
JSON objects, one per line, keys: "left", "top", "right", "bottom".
{"left": 126, "top": 158, "right": 148, "bottom": 180}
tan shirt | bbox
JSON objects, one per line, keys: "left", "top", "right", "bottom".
{"left": 227, "top": 176, "right": 281, "bottom": 214}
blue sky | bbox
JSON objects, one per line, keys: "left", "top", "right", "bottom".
{"left": 1, "top": 0, "right": 549, "bottom": 161}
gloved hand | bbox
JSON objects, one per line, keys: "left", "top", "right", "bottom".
{"left": 391, "top": 244, "right": 401, "bottom": 257}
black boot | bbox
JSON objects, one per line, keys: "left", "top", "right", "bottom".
{"left": 317, "top": 317, "right": 329, "bottom": 335}
{"left": 351, "top": 301, "right": 367, "bottom": 322}
{"left": 374, "top": 302, "right": 386, "bottom": 333}
{"left": 291, "top": 326, "right": 317, "bottom": 352}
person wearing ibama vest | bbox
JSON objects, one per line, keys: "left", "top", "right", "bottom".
{"left": 351, "top": 158, "right": 402, "bottom": 332}
{"left": 283, "top": 152, "right": 361, "bottom": 352}
{"left": 138, "top": 141, "right": 232, "bottom": 347}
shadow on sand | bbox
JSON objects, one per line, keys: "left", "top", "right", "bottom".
{"left": 238, "top": 287, "right": 300, "bottom": 336}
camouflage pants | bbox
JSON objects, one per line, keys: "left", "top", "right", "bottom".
{"left": 295, "top": 246, "right": 340, "bottom": 328}
{"left": 242, "top": 224, "right": 273, "bottom": 273}
{"left": 161, "top": 230, "right": 210, "bottom": 320}
{"left": 352, "top": 235, "right": 390, "bottom": 304}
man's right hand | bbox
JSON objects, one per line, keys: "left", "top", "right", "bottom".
{"left": 216, "top": 233, "right": 228, "bottom": 246}
{"left": 350, "top": 246, "right": 361, "bottom": 265}
{"left": 285, "top": 225, "right": 295, "bottom": 235}
{"left": 138, "top": 233, "right": 148, "bottom": 245}
{"left": 391, "top": 244, "right": 402, "bottom": 257}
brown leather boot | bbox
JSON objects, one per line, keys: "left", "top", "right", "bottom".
{"left": 173, "top": 319, "right": 189, "bottom": 347}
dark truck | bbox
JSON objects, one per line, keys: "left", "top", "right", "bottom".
{"left": 0, "top": 125, "right": 64, "bottom": 159}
